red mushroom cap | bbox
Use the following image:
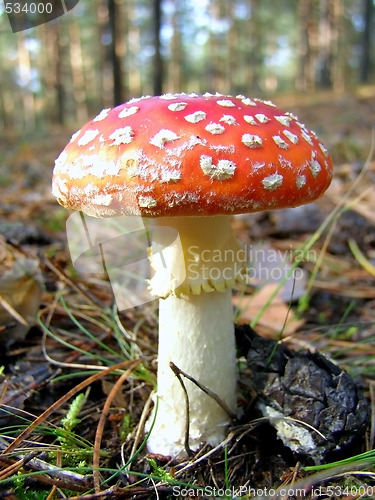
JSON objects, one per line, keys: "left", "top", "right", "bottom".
{"left": 52, "top": 93, "right": 333, "bottom": 217}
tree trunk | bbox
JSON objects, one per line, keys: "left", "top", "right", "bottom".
{"left": 248, "top": 0, "right": 264, "bottom": 93}
{"left": 207, "top": 0, "right": 228, "bottom": 93}
{"left": 126, "top": 4, "right": 142, "bottom": 97}
{"left": 168, "top": 0, "right": 183, "bottom": 92}
{"left": 17, "top": 34, "right": 35, "bottom": 129}
{"left": 108, "top": 0, "right": 124, "bottom": 105}
{"left": 54, "top": 23, "right": 65, "bottom": 125}
{"left": 69, "top": 21, "right": 88, "bottom": 123}
{"left": 360, "top": 0, "right": 373, "bottom": 83}
{"left": 297, "top": 0, "right": 319, "bottom": 91}
{"left": 153, "top": 0, "right": 163, "bottom": 95}
{"left": 96, "top": 0, "right": 110, "bottom": 109}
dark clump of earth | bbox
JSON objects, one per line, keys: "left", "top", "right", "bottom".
{"left": 236, "top": 324, "right": 370, "bottom": 465}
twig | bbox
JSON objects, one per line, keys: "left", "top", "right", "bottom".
{"left": 45, "top": 451, "right": 61, "bottom": 500}
{"left": 93, "top": 360, "right": 141, "bottom": 493}
{"left": 0, "top": 293, "right": 28, "bottom": 326}
{"left": 169, "top": 361, "right": 236, "bottom": 421}
{"left": 0, "top": 451, "right": 91, "bottom": 491}
{"left": 42, "top": 255, "right": 106, "bottom": 309}
{"left": 63, "top": 489, "right": 118, "bottom": 500}
{"left": 175, "top": 431, "right": 236, "bottom": 477}
{"left": 169, "top": 362, "right": 193, "bottom": 457}
{"left": 175, "top": 419, "right": 270, "bottom": 477}
{"left": 128, "top": 390, "right": 154, "bottom": 461}
{"left": 0, "top": 359, "right": 140, "bottom": 457}
{"left": 0, "top": 451, "right": 38, "bottom": 480}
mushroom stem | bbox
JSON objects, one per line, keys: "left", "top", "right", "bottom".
{"left": 145, "top": 215, "right": 242, "bottom": 457}
{"left": 147, "top": 289, "right": 237, "bottom": 456}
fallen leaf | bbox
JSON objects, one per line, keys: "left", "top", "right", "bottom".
{"left": 0, "top": 237, "right": 42, "bottom": 346}
{"left": 233, "top": 283, "right": 304, "bottom": 337}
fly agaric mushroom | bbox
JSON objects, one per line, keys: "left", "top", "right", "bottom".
{"left": 52, "top": 93, "right": 333, "bottom": 458}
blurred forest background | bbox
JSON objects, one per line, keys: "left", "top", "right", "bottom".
{"left": 0, "top": 0, "right": 374, "bottom": 132}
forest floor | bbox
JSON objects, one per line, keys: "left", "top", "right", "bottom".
{"left": 0, "top": 87, "right": 375, "bottom": 498}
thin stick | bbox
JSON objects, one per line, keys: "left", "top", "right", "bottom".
{"left": 169, "top": 362, "right": 193, "bottom": 457}
{"left": 169, "top": 362, "right": 236, "bottom": 421}
{"left": 93, "top": 361, "right": 140, "bottom": 493}
{"left": 0, "top": 293, "right": 28, "bottom": 326}
{"left": 128, "top": 391, "right": 154, "bottom": 461}
{"left": 0, "top": 359, "right": 140, "bottom": 458}
{"left": 0, "top": 452, "right": 90, "bottom": 491}
{"left": 0, "top": 452, "right": 38, "bottom": 480}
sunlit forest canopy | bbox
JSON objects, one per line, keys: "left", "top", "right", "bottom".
{"left": 0, "top": 0, "right": 374, "bottom": 131}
